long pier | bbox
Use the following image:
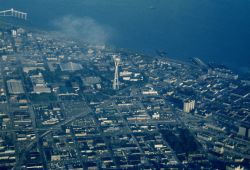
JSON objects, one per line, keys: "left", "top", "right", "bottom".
{"left": 0, "top": 8, "right": 27, "bottom": 20}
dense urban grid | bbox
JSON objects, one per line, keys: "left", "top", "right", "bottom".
{"left": 0, "top": 24, "right": 249, "bottom": 170}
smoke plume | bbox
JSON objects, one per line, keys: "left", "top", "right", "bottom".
{"left": 52, "top": 15, "right": 112, "bottom": 45}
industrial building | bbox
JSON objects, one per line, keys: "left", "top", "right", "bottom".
{"left": 7, "top": 79, "right": 24, "bottom": 94}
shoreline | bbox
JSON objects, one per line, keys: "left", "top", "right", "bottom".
{"left": 1, "top": 18, "right": 249, "bottom": 77}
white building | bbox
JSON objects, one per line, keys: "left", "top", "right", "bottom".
{"left": 183, "top": 100, "right": 195, "bottom": 113}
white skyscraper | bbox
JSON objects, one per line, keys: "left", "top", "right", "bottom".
{"left": 183, "top": 100, "right": 195, "bottom": 113}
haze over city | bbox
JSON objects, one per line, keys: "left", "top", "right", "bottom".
{"left": 1, "top": 0, "right": 250, "bottom": 70}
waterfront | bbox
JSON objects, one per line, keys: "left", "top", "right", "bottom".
{"left": 1, "top": 0, "right": 250, "bottom": 71}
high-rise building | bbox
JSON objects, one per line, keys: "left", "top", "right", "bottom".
{"left": 113, "top": 55, "right": 120, "bottom": 90}
{"left": 238, "top": 126, "right": 246, "bottom": 137}
{"left": 183, "top": 100, "right": 195, "bottom": 113}
{"left": 11, "top": 30, "right": 17, "bottom": 37}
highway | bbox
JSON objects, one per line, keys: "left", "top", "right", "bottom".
{"left": 13, "top": 102, "right": 92, "bottom": 170}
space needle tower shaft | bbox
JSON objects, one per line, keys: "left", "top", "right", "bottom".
{"left": 113, "top": 55, "right": 120, "bottom": 90}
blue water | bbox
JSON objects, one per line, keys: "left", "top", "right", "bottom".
{"left": 1, "top": 0, "right": 250, "bottom": 70}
